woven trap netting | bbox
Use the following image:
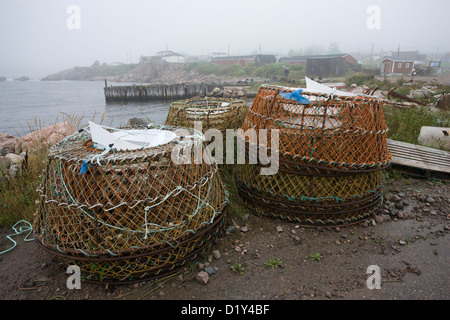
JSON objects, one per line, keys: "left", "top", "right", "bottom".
{"left": 34, "top": 124, "right": 229, "bottom": 283}
{"left": 235, "top": 163, "right": 383, "bottom": 225}
{"left": 241, "top": 85, "right": 391, "bottom": 170}
{"left": 165, "top": 97, "right": 249, "bottom": 134}
{"left": 236, "top": 84, "right": 391, "bottom": 226}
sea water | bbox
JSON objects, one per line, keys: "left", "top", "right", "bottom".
{"left": 0, "top": 80, "right": 171, "bottom": 137}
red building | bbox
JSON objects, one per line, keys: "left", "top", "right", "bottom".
{"left": 380, "top": 57, "right": 415, "bottom": 76}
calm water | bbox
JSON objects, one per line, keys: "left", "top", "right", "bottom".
{"left": 0, "top": 80, "right": 171, "bottom": 136}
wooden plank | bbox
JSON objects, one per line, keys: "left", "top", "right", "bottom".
{"left": 387, "top": 146, "right": 448, "bottom": 165}
{"left": 387, "top": 139, "right": 450, "bottom": 174}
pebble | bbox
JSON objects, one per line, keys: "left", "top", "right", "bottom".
{"left": 196, "top": 271, "right": 209, "bottom": 285}
{"left": 226, "top": 226, "right": 236, "bottom": 234}
{"left": 212, "top": 250, "right": 221, "bottom": 260}
{"left": 240, "top": 226, "right": 249, "bottom": 233}
{"left": 276, "top": 226, "right": 283, "bottom": 232}
{"left": 374, "top": 215, "right": 384, "bottom": 223}
{"left": 341, "top": 234, "right": 348, "bottom": 239}
{"left": 426, "top": 196, "right": 435, "bottom": 203}
{"left": 235, "top": 246, "right": 242, "bottom": 252}
{"left": 204, "top": 267, "right": 216, "bottom": 275}
{"left": 397, "top": 212, "right": 404, "bottom": 219}
{"left": 399, "top": 240, "right": 407, "bottom": 245}
{"left": 395, "top": 203, "right": 404, "bottom": 209}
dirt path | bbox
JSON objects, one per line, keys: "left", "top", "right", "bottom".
{"left": 0, "top": 177, "right": 448, "bottom": 302}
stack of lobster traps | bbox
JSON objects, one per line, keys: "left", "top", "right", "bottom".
{"left": 165, "top": 97, "right": 248, "bottom": 134}
{"left": 34, "top": 123, "right": 229, "bottom": 283}
{"left": 235, "top": 84, "right": 391, "bottom": 227}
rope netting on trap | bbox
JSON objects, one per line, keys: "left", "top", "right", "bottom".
{"left": 241, "top": 85, "right": 391, "bottom": 171}
{"left": 34, "top": 123, "right": 229, "bottom": 283}
{"left": 235, "top": 84, "right": 391, "bottom": 226}
{"left": 165, "top": 97, "right": 249, "bottom": 134}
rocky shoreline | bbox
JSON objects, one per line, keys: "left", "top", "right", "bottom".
{"left": 0, "top": 122, "right": 75, "bottom": 179}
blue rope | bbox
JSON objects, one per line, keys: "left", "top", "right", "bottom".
{"left": 0, "top": 220, "right": 35, "bottom": 255}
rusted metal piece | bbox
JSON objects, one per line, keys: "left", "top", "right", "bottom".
{"left": 387, "top": 86, "right": 427, "bottom": 106}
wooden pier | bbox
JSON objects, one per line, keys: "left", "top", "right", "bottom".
{"left": 104, "top": 80, "right": 221, "bottom": 102}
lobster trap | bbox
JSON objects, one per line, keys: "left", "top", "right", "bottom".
{"left": 34, "top": 123, "right": 229, "bottom": 283}
{"left": 165, "top": 97, "right": 249, "bottom": 134}
{"left": 236, "top": 84, "right": 391, "bottom": 226}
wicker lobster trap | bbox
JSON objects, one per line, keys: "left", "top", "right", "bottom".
{"left": 34, "top": 123, "right": 229, "bottom": 283}
{"left": 235, "top": 84, "right": 391, "bottom": 226}
{"left": 165, "top": 97, "right": 248, "bottom": 134}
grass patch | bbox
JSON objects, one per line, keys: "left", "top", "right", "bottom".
{"left": 0, "top": 150, "right": 47, "bottom": 227}
{"left": 183, "top": 62, "right": 306, "bottom": 82}
{"left": 345, "top": 72, "right": 375, "bottom": 87}
{"left": 308, "top": 253, "right": 322, "bottom": 262}
{"left": 0, "top": 113, "right": 103, "bottom": 228}
{"left": 264, "top": 258, "right": 283, "bottom": 268}
{"left": 383, "top": 105, "right": 450, "bottom": 145}
{"left": 231, "top": 262, "right": 245, "bottom": 275}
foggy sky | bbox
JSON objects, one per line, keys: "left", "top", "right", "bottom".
{"left": 1, "top": 0, "right": 449, "bottom": 79}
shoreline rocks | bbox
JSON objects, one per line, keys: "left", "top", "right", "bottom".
{"left": 0, "top": 122, "right": 76, "bottom": 179}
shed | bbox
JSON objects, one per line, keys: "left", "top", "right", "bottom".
{"left": 279, "top": 54, "right": 360, "bottom": 77}
{"left": 380, "top": 57, "right": 414, "bottom": 76}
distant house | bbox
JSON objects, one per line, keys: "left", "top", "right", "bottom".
{"left": 387, "top": 51, "right": 426, "bottom": 66}
{"left": 279, "top": 54, "right": 360, "bottom": 77}
{"left": 380, "top": 57, "right": 415, "bottom": 76}
{"left": 211, "top": 54, "right": 277, "bottom": 67}
{"left": 140, "top": 50, "right": 185, "bottom": 64}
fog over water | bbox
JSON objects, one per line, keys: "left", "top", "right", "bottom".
{"left": 1, "top": 0, "right": 449, "bottom": 79}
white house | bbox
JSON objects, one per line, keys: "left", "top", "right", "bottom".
{"left": 156, "top": 50, "right": 185, "bottom": 63}
{"left": 140, "top": 50, "right": 185, "bottom": 64}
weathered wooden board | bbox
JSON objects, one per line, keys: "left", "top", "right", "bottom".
{"left": 387, "top": 139, "right": 450, "bottom": 174}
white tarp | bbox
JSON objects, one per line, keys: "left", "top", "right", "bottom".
{"left": 88, "top": 121, "right": 176, "bottom": 151}
{"left": 305, "top": 77, "right": 357, "bottom": 97}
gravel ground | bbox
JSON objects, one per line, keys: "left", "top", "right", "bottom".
{"left": 0, "top": 175, "right": 449, "bottom": 304}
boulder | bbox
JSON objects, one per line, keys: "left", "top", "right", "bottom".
{"left": 0, "top": 155, "right": 11, "bottom": 167}
{"left": 19, "top": 122, "right": 76, "bottom": 151}
{"left": 418, "top": 126, "right": 450, "bottom": 151}
{"left": 126, "top": 118, "right": 147, "bottom": 127}
{"left": 4, "top": 153, "right": 23, "bottom": 165}
{"left": 0, "top": 133, "right": 17, "bottom": 156}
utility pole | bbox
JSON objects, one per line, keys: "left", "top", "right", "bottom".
{"left": 370, "top": 42, "right": 374, "bottom": 67}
